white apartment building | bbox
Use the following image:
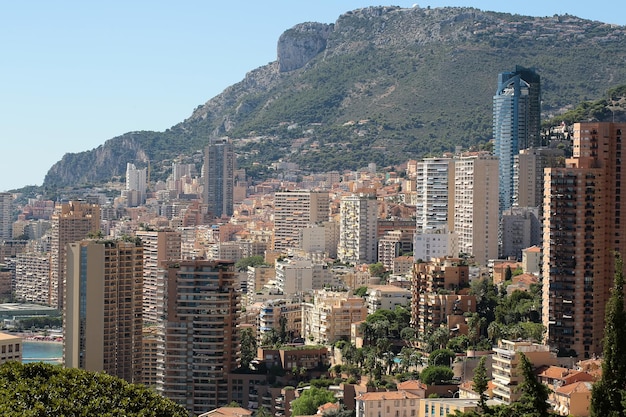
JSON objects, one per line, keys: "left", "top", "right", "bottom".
{"left": 366, "top": 284, "right": 411, "bottom": 315}
{"left": 413, "top": 227, "right": 456, "bottom": 262}
{"left": 492, "top": 339, "right": 556, "bottom": 404}
{"left": 452, "top": 153, "right": 499, "bottom": 265}
{"left": 274, "top": 256, "right": 332, "bottom": 295}
{"left": 337, "top": 191, "right": 378, "bottom": 264}
{"left": 415, "top": 158, "right": 453, "bottom": 232}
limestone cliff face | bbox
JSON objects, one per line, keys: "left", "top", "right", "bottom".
{"left": 277, "top": 22, "right": 333, "bottom": 72}
{"left": 44, "top": 134, "right": 149, "bottom": 187}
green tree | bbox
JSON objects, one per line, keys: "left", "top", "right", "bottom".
{"left": 0, "top": 362, "right": 187, "bottom": 416}
{"left": 254, "top": 407, "right": 273, "bottom": 417}
{"left": 353, "top": 286, "right": 368, "bottom": 297}
{"left": 368, "top": 262, "right": 386, "bottom": 277}
{"left": 419, "top": 365, "right": 454, "bottom": 385}
{"left": 428, "top": 348, "right": 455, "bottom": 367}
{"left": 591, "top": 253, "right": 626, "bottom": 416}
{"left": 291, "top": 386, "right": 337, "bottom": 416}
{"left": 472, "top": 356, "right": 489, "bottom": 412}
{"left": 240, "top": 327, "right": 257, "bottom": 369}
{"left": 235, "top": 255, "right": 266, "bottom": 271}
{"left": 516, "top": 352, "right": 551, "bottom": 417}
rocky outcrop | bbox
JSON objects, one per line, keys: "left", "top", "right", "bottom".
{"left": 277, "top": 22, "right": 333, "bottom": 72}
{"left": 39, "top": 6, "right": 626, "bottom": 190}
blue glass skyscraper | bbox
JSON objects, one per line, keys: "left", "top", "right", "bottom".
{"left": 493, "top": 66, "right": 541, "bottom": 214}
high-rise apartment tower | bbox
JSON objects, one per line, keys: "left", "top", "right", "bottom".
{"left": 64, "top": 239, "right": 143, "bottom": 383}
{"left": 543, "top": 122, "right": 626, "bottom": 358}
{"left": 203, "top": 138, "right": 235, "bottom": 218}
{"left": 156, "top": 259, "right": 240, "bottom": 415}
{"left": 49, "top": 201, "right": 100, "bottom": 309}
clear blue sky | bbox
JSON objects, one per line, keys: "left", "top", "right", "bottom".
{"left": 1, "top": 1, "right": 624, "bottom": 192}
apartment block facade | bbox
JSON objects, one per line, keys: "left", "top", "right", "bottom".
{"left": 273, "top": 190, "right": 330, "bottom": 254}
{"left": 136, "top": 229, "right": 181, "bottom": 324}
{"left": 451, "top": 153, "right": 499, "bottom": 265}
{"left": 14, "top": 251, "right": 50, "bottom": 305}
{"left": 157, "top": 259, "right": 240, "bottom": 415}
{"left": 50, "top": 201, "right": 100, "bottom": 309}
{"left": 543, "top": 122, "right": 626, "bottom": 358}
{"left": 204, "top": 138, "right": 235, "bottom": 218}
{"left": 338, "top": 191, "right": 378, "bottom": 264}
{"left": 302, "top": 290, "right": 367, "bottom": 344}
{"left": 64, "top": 239, "right": 143, "bottom": 383}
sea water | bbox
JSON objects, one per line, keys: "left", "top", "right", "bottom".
{"left": 22, "top": 341, "right": 63, "bottom": 364}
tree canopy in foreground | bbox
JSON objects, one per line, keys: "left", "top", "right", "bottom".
{"left": 0, "top": 362, "right": 188, "bottom": 417}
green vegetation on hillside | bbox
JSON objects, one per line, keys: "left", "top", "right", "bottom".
{"left": 38, "top": 7, "right": 626, "bottom": 191}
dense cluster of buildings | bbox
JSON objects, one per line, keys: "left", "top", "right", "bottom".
{"left": 0, "top": 66, "right": 620, "bottom": 416}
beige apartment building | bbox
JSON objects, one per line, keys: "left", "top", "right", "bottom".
{"left": 0, "top": 332, "right": 21, "bottom": 364}
{"left": 246, "top": 264, "right": 276, "bottom": 298}
{"left": 491, "top": 339, "right": 557, "bottom": 404}
{"left": 356, "top": 391, "right": 422, "bottom": 417}
{"left": 50, "top": 201, "right": 100, "bottom": 309}
{"left": 136, "top": 229, "right": 181, "bottom": 324}
{"left": 64, "top": 239, "right": 143, "bottom": 383}
{"left": 258, "top": 298, "right": 302, "bottom": 342}
{"left": 450, "top": 153, "right": 499, "bottom": 265}
{"left": 543, "top": 122, "right": 626, "bottom": 358}
{"left": 302, "top": 290, "right": 367, "bottom": 344}
{"left": 273, "top": 190, "right": 329, "bottom": 254}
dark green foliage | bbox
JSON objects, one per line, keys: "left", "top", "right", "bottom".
{"left": 419, "top": 365, "right": 454, "bottom": 385}
{"left": 516, "top": 352, "right": 551, "bottom": 417}
{"left": 446, "top": 335, "right": 470, "bottom": 353}
{"left": 235, "top": 255, "right": 267, "bottom": 271}
{"left": 591, "top": 253, "right": 626, "bottom": 416}
{"left": 240, "top": 327, "right": 258, "bottom": 370}
{"left": 353, "top": 286, "right": 368, "bottom": 297}
{"left": 368, "top": 263, "right": 386, "bottom": 278}
{"left": 473, "top": 356, "right": 489, "bottom": 412}
{"left": 0, "top": 362, "right": 187, "bottom": 417}
{"left": 290, "top": 386, "right": 336, "bottom": 416}
{"left": 17, "top": 316, "right": 62, "bottom": 329}
{"left": 428, "top": 348, "right": 455, "bottom": 367}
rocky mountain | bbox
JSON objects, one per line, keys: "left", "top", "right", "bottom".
{"left": 43, "top": 5, "right": 626, "bottom": 189}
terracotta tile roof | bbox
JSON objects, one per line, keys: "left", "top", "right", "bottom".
{"left": 512, "top": 273, "right": 539, "bottom": 285}
{"left": 539, "top": 366, "right": 570, "bottom": 379}
{"left": 397, "top": 380, "right": 426, "bottom": 391}
{"left": 318, "top": 402, "right": 341, "bottom": 413}
{"left": 524, "top": 246, "right": 541, "bottom": 253}
{"left": 199, "top": 407, "right": 252, "bottom": 417}
{"left": 555, "top": 381, "right": 593, "bottom": 396}
{"left": 357, "top": 391, "right": 422, "bottom": 401}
